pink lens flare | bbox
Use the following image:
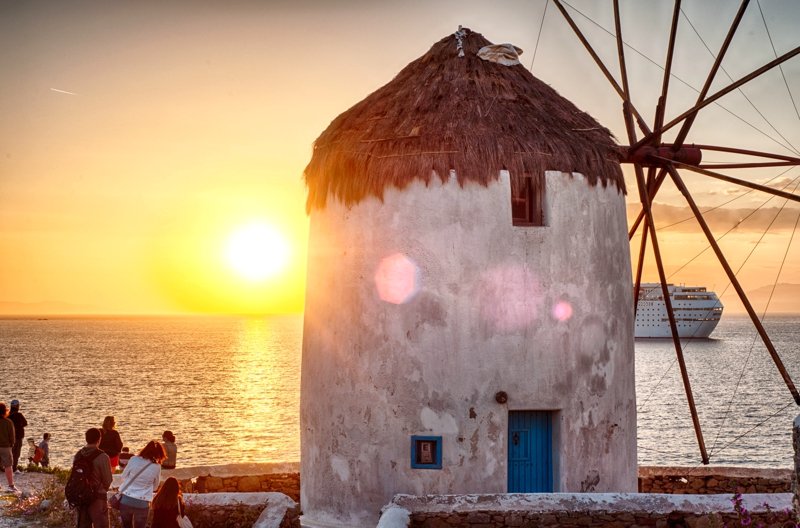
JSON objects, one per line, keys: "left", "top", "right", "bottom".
{"left": 374, "top": 253, "right": 420, "bottom": 304}
{"left": 477, "top": 264, "right": 542, "bottom": 331}
{"left": 552, "top": 301, "right": 573, "bottom": 322}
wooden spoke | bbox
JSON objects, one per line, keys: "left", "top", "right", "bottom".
{"left": 634, "top": 163, "right": 710, "bottom": 465}
{"left": 628, "top": 168, "right": 668, "bottom": 240}
{"left": 671, "top": 0, "right": 750, "bottom": 148}
{"left": 633, "top": 218, "right": 648, "bottom": 317}
{"left": 652, "top": 0, "right": 682, "bottom": 142}
{"left": 699, "top": 162, "right": 798, "bottom": 170}
{"left": 665, "top": 159, "right": 800, "bottom": 203}
{"left": 553, "top": 0, "right": 652, "bottom": 136}
{"left": 613, "top": 0, "right": 637, "bottom": 144}
{"left": 687, "top": 144, "right": 800, "bottom": 163}
{"left": 632, "top": 43, "right": 800, "bottom": 151}
{"left": 666, "top": 165, "right": 800, "bottom": 405}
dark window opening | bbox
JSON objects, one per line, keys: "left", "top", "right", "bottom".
{"left": 410, "top": 435, "right": 442, "bottom": 469}
{"left": 511, "top": 175, "right": 544, "bottom": 226}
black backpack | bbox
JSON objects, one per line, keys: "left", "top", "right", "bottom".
{"left": 64, "top": 450, "right": 103, "bottom": 508}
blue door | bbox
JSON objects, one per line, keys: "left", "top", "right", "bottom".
{"left": 508, "top": 410, "right": 553, "bottom": 492}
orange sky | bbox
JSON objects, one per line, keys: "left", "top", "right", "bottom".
{"left": 1, "top": 0, "right": 799, "bottom": 315}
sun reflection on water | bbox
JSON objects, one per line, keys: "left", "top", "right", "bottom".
{"left": 228, "top": 317, "right": 301, "bottom": 460}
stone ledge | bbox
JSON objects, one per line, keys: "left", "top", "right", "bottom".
{"left": 384, "top": 492, "right": 796, "bottom": 528}
{"left": 112, "top": 462, "right": 300, "bottom": 487}
{"left": 389, "top": 492, "right": 793, "bottom": 514}
{"left": 639, "top": 465, "right": 793, "bottom": 480}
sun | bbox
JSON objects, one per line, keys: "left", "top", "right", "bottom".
{"left": 225, "top": 222, "right": 290, "bottom": 282}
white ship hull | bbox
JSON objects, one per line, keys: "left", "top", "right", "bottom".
{"left": 635, "top": 283, "right": 723, "bottom": 339}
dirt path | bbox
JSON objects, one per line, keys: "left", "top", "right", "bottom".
{"left": 0, "top": 471, "right": 59, "bottom": 527}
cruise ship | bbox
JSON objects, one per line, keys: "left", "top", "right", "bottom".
{"left": 635, "top": 283, "right": 723, "bottom": 338}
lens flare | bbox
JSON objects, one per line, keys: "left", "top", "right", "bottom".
{"left": 477, "top": 264, "right": 542, "bottom": 331}
{"left": 374, "top": 253, "right": 420, "bottom": 304}
{"left": 552, "top": 301, "right": 574, "bottom": 322}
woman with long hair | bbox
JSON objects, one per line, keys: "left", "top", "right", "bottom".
{"left": 117, "top": 440, "right": 166, "bottom": 528}
{"left": 98, "top": 415, "right": 123, "bottom": 471}
{"left": 151, "top": 477, "right": 188, "bottom": 528}
{"left": 161, "top": 431, "right": 177, "bottom": 470}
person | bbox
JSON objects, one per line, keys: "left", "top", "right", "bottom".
{"left": 98, "top": 416, "right": 123, "bottom": 471}
{"left": 8, "top": 399, "right": 27, "bottom": 473}
{"left": 26, "top": 437, "right": 44, "bottom": 466}
{"left": 118, "top": 446, "right": 133, "bottom": 470}
{"left": 73, "top": 427, "right": 112, "bottom": 528}
{"left": 161, "top": 431, "right": 177, "bottom": 470}
{"left": 40, "top": 433, "right": 51, "bottom": 468}
{"left": 0, "top": 402, "right": 17, "bottom": 492}
{"left": 118, "top": 440, "right": 166, "bottom": 528}
{"left": 150, "top": 477, "right": 187, "bottom": 528}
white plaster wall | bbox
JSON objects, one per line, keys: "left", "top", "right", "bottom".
{"left": 300, "top": 170, "right": 636, "bottom": 528}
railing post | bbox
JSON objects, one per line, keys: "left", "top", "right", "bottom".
{"left": 794, "top": 415, "right": 800, "bottom": 521}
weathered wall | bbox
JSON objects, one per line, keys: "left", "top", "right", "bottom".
{"left": 384, "top": 492, "right": 796, "bottom": 528}
{"left": 639, "top": 466, "right": 792, "bottom": 494}
{"left": 301, "top": 171, "right": 636, "bottom": 527}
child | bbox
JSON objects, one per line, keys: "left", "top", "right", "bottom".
{"left": 26, "top": 438, "right": 37, "bottom": 466}
{"left": 118, "top": 446, "right": 133, "bottom": 470}
{"left": 39, "top": 433, "right": 50, "bottom": 468}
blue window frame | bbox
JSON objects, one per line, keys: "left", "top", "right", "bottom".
{"left": 410, "top": 435, "right": 442, "bottom": 469}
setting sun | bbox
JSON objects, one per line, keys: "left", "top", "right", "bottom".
{"left": 225, "top": 222, "right": 290, "bottom": 282}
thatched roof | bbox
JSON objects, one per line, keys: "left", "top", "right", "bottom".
{"left": 304, "top": 28, "right": 624, "bottom": 212}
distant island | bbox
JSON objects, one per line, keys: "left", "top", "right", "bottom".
{"left": 722, "top": 283, "right": 800, "bottom": 314}
{"left": 0, "top": 300, "right": 101, "bottom": 315}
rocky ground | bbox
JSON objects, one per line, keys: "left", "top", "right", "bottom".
{"left": 0, "top": 471, "right": 59, "bottom": 527}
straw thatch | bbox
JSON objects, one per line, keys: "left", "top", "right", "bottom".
{"left": 304, "top": 28, "right": 624, "bottom": 212}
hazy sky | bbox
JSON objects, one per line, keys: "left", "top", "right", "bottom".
{"left": 1, "top": 0, "right": 799, "bottom": 314}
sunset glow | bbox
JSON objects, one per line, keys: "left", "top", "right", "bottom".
{"left": 225, "top": 223, "right": 290, "bottom": 282}
{"left": 2, "top": 1, "right": 799, "bottom": 316}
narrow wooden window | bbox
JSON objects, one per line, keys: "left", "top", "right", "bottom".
{"left": 511, "top": 174, "right": 544, "bottom": 226}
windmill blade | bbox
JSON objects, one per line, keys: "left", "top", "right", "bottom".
{"left": 667, "top": 160, "right": 800, "bottom": 203}
{"left": 666, "top": 165, "right": 800, "bottom": 406}
{"left": 633, "top": 44, "right": 800, "bottom": 150}
{"left": 634, "top": 162, "right": 710, "bottom": 465}
{"left": 628, "top": 168, "right": 668, "bottom": 240}
{"left": 652, "top": 0, "right": 682, "bottom": 143}
{"left": 552, "top": 0, "right": 652, "bottom": 137}
{"left": 670, "top": 0, "right": 751, "bottom": 148}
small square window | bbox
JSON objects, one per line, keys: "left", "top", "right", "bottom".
{"left": 410, "top": 435, "right": 442, "bottom": 469}
{"left": 511, "top": 174, "right": 544, "bottom": 226}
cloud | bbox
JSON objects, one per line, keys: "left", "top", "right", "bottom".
{"left": 627, "top": 203, "right": 800, "bottom": 233}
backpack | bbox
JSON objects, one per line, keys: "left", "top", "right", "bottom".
{"left": 64, "top": 450, "right": 103, "bottom": 508}
{"left": 32, "top": 446, "right": 44, "bottom": 464}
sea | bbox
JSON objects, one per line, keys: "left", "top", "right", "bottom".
{"left": 0, "top": 314, "right": 797, "bottom": 470}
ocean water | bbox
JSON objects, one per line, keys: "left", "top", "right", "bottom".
{"left": 0, "top": 314, "right": 797, "bottom": 470}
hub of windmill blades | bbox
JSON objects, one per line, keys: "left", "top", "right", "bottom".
{"left": 620, "top": 145, "right": 702, "bottom": 167}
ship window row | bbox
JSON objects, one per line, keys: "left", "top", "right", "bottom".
{"left": 674, "top": 294, "right": 713, "bottom": 300}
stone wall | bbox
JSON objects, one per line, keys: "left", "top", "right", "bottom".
{"left": 107, "top": 462, "right": 797, "bottom": 527}
{"left": 112, "top": 462, "right": 301, "bottom": 503}
{"left": 181, "top": 472, "right": 300, "bottom": 502}
{"left": 182, "top": 492, "right": 300, "bottom": 528}
{"left": 384, "top": 492, "right": 797, "bottom": 528}
{"left": 150, "top": 464, "right": 789, "bottom": 502}
{"left": 639, "top": 466, "right": 792, "bottom": 495}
